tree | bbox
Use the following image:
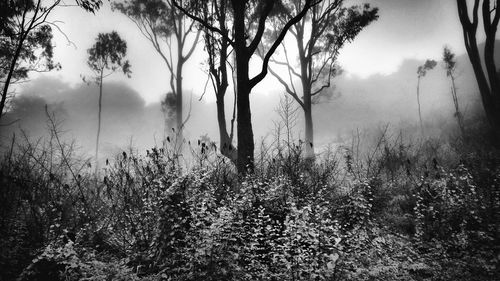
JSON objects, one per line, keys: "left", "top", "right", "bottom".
{"left": 456, "top": 0, "right": 500, "bottom": 137}
{"left": 0, "top": 0, "right": 104, "bottom": 125}
{"left": 443, "top": 46, "right": 465, "bottom": 135}
{"left": 416, "top": 59, "right": 437, "bottom": 135}
{"left": 113, "top": 0, "right": 201, "bottom": 145}
{"left": 85, "top": 31, "right": 131, "bottom": 172}
{"left": 174, "top": 0, "right": 320, "bottom": 173}
{"left": 262, "top": 0, "right": 378, "bottom": 159}
{"left": 186, "top": 0, "right": 237, "bottom": 163}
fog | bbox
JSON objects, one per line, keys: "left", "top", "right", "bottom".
{"left": 1, "top": 42, "right": 493, "bottom": 160}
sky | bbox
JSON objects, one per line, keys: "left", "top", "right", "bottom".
{"left": 34, "top": 0, "right": 478, "bottom": 104}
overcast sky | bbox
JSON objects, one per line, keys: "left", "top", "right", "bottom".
{"left": 33, "top": 0, "right": 489, "bottom": 105}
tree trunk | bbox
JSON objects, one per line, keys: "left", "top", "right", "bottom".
{"left": 457, "top": 0, "right": 500, "bottom": 136}
{"left": 233, "top": 0, "right": 254, "bottom": 174}
{"left": 416, "top": 77, "right": 424, "bottom": 135}
{"left": 216, "top": 97, "right": 237, "bottom": 164}
{"left": 450, "top": 75, "right": 466, "bottom": 136}
{"left": 302, "top": 79, "right": 314, "bottom": 158}
{"left": 95, "top": 69, "right": 104, "bottom": 175}
{"left": 483, "top": 26, "right": 500, "bottom": 136}
{"left": 304, "top": 104, "right": 314, "bottom": 158}
{"left": 176, "top": 51, "right": 184, "bottom": 144}
{"left": 235, "top": 54, "right": 254, "bottom": 173}
{"left": 297, "top": 23, "right": 315, "bottom": 159}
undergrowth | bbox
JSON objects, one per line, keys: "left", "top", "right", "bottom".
{"left": 0, "top": 122, "right": 499, "bottom": 280}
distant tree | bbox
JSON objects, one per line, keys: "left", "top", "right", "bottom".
{"left": 113, "top": 0, "right": 201, "bottom": 145}
{"left": 85, "top": 31, "right": 131, "bottom": 172}
{"left": 443, "top": 46, "right": 465, "bottom": 135}
{"left": 173, "top": 0, "right": 320, "bottom": 173}
{"left": 416, "top": 59, "right": 437, "bottom": 135}
{"left": 262, "top": 0, "right": 378, "bottom": 159}
{"left": 456, "top": 0, "right": 500, "bottom": 138}
{"left": 0, "top": 0, "right": 104, "bottom": 125}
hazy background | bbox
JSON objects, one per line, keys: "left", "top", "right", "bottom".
{"left": 0, "top": 0, "right": 497, "bottom": 158}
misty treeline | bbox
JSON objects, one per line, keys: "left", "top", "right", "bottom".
{"left": 1, "top": 0, "right": 499, "bottom": 173}
{"left": 1, "top": 0, "right": 500, "bottom": 280}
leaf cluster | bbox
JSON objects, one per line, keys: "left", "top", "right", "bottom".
{"left": 442, "top": 46, "right": 456, "bottom": 77}
{"left": 87, "top": 31, "right": 131, "bottom": 77}
{"left": 0, "top": 1, "right": 60, "bottom": 83}
{"left": 417, "top": 59, "right": 437, "bottom": 78}
{"left": 112, "top": 0, "right": 173, "bottom": 38}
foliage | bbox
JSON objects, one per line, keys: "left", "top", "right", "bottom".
{"left": 443, "top": 46, "right": 456, "bottom": 77}
{"left": 417, "top": 59, "right": 437, "bottom": 78}
{"left": 86, "top": 31, "right": 131, "bottom": 79}
{"left": 0, "top": 0, "right": 104, "bottom": 120}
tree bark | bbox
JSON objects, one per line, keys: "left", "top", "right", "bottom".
{"left": 233, "top": 0, "right": 255, "bottom": 173}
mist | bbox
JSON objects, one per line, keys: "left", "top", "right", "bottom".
{"left": 1, "top": 43, "right": 488, "bottom": 160}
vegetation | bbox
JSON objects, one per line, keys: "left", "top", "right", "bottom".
{"left": 0, "top": 0, "right": 499, "bottom": 280}
{"left": 0, "top": 0, "right": 103, "bottom": 124}
{"left": 0, "top": 109, "right": 499, "bottom": 280}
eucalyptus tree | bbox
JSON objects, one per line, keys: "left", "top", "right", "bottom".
{"left": 113, "top": 0, "right": 201, "bottom": 143}
{"left": 456, "top": 0, "right": 500, "bottom": 137}
{"left": 0, "top": 0, "right": 103, "bottom": 125}
{"left": 443, "top": 46, "right": 465, "bottom": 135}
{"left": 416, "top": 59, "right": 437, "bottom": 135}
{"left": 85, "top": 31, "right": 131, "bottom": 171}
{"left": 181, "top": 1, "right": 237, "bottom": 163}
{"left": 262, "top": 0, "right": 378, "bottom": 158}
{"left": 174, "top": 0, "right": 321, "bottom": 173}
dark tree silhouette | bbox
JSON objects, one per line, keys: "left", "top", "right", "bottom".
{"left": 262, "top": 0, "right": 378, "bottom": 159}
{"left": 113, "top": 0, "right": 201, "bottom": 145}
{"left": 0, "top": 0, "right": 103, "bottom": 125}
{"left": 443, "top": 46, "right": 465, "bottom": 135}
{"left": 174, "top": 0, "right": 320, "bottom": 173}
{"left": 456, "top": 0, "right": 500, "bottom": 137}
{"left": 416, "top": 59, "right": 437, "bottom": 135}
{"left": 85, "top": 31, "right": 131, "bottom": 173}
